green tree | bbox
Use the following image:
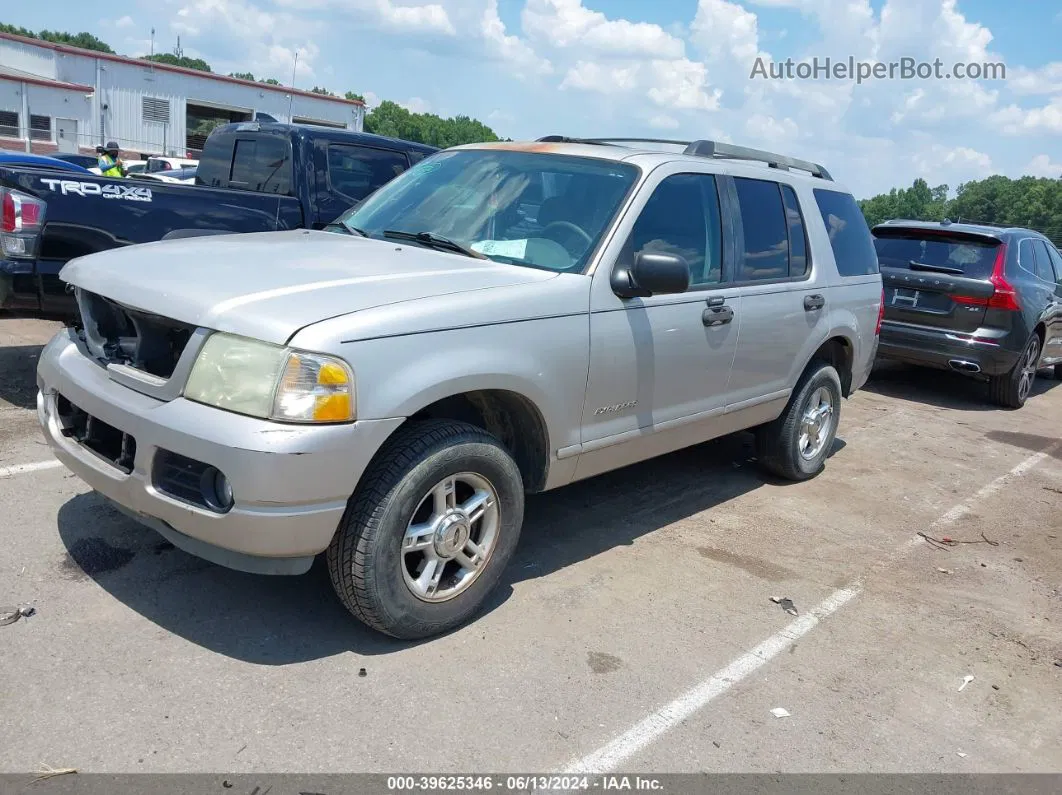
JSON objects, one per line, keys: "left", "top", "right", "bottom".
{"left": 229, "top": 71, "right": 256, "bottom": 81}
{"left": 311, "top": 86, "right": 336, "bottom": 96}
{"left": 0, "top": 23, "right": 114, "bottom": 53}
{"left": 345, "top": 91, "right": 365, "bottom": 103}
{"left": 364, "top": 100, "right": 499, "bottom": 147}
{"left": 261, "top": 78, "right": 283, "bottom": 86}
{"left": 141, "top": 52, "right": 212, "bottom": 72}
{"left": 860, "top": 175, "right": 1062, "bottom": 246}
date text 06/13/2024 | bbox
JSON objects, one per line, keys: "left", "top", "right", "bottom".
{"left": 385, "top": 776, "right": 665, "bottom": 791}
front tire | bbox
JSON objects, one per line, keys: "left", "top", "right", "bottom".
{"left": 327, "top": 420, "right": 524, "bottom": 639}
{"left": 989, "top": 333, "right": 1040, "bottom": 409}
{"left": 756, "top": 361, "right": 842, "bottom": 481}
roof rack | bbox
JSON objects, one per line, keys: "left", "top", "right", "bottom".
{"left": 535, "top": 136, "right": 833, "bottom": 180}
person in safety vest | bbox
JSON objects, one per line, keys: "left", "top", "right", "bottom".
{"left": 97, "top": 142, "right": 126, "bottom": 177}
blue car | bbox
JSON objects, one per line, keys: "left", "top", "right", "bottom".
{"left": 0, "top": 151, "right": 91, "bottom": 173}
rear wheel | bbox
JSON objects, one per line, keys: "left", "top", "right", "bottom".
{"left": 1054, "top": 364, "right": 1062, "bottom": 381}
{"left": 989, "top": 333, "right": 1040, "bottom": 409}
{"left": 327, "top": 420, "right": 524, "bottom": 639}
{"left": 756, "top": 361, "right": 842, "bottom": 481}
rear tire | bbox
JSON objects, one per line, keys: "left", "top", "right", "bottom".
{"left": 989, "top": 333, "right": 1040, "bottom": 409}
{"left": 327, "top": 420, "right": 524, "bottom": 639}
{"left": 756, "top": 361, "right": 842, "bottom": 482}
{"left": 1054, "top": 364, "right": 1062, "bottom": 381}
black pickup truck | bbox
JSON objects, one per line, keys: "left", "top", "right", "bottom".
{"left": 0, "top": 122, "right": 437, "bottom": 316}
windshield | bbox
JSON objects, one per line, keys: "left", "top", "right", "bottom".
{"left": 335, "top": 149, "right": 639, "bottom": 272}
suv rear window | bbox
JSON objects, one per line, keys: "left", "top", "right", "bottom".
{"left": 875, "top": 233, "right": 999, "bottom": 279}
{"left": 813, "top": 189, "right": 878, "bottom": 276}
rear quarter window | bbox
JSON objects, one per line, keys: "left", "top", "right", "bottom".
{"left": 813, "top": 189, "right": 878, "bottom": 276}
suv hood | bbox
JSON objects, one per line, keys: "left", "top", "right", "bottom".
{"left": 60, "top": 230, "right": 556, "bottom": 344}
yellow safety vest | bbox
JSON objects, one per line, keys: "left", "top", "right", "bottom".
{"left": 98, "top": 154, "right": 124, "bottom": 178}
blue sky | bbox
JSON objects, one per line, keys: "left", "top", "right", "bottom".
{"left": 5, "top": 0, "right": 1061, "bottom": 197}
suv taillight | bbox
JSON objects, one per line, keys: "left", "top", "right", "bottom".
{"left": 986, "top": 244, "right": 1019, "bottom": 311}
{"left": 1, "top": 187, "right": 47, "bottom": 259}
{"left": 875, "top": 287, "right": 884, "bottom": 335}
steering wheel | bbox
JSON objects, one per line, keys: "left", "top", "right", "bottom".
{"left": 541, "top": 221, "right": 593, "bottom": 255}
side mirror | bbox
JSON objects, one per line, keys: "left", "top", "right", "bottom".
{"left": 612, "top": 251, "right": 691, "bottom": 298}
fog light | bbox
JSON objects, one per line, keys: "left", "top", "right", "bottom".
{"left": 199, "top": 466, "right": 234, "bottom": 512}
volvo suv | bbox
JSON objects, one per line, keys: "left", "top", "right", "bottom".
{"left": 873, "top": 220, "right": 1062, "bottom": 408}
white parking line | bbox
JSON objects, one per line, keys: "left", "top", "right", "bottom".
{"left": 563, "top": 441, "right": 1061, "bottom": 775}
{"left": 0, "top": 459, "right": 62, "bottom": 478}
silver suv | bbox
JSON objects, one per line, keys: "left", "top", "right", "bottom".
{"left": 37, "top": 137, "right": 883, "bottom": 638}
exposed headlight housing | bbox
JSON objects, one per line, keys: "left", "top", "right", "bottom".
{"left": 184, "top": 333, "right": 355, "bottom": 423}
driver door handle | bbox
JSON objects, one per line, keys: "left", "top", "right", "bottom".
{"left": 804, "top": 294, "right": 826, "bottom": 311}
{"left": 703, "top": 306, "right": 734, "bottom": 327}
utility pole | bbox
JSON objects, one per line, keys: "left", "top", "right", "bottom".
{"left": 287, "top": 51, "right": 298, "bottom": 122}
{"left": 150, "top": 27, "right": 155, "bottom": 57}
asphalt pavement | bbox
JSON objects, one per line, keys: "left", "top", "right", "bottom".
{"left": 1, "top": 317, "right": 1060, "bottom": 775}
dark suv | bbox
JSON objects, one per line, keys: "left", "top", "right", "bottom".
{"left": 873, "top": 220, "right": 1062, "bottom": 408}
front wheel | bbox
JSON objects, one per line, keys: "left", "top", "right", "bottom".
{"left": 756, "top": 361, "right": 842, "bottom": 481}
{"left": 989, "top": 333, "right": 1040, "bottom": 409}
{"left": 327, "top": 420, "right": 524, "bottom": 639}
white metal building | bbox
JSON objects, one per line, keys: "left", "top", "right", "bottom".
{"left": 0, "top": 31, "right": 365, "bottom": 157}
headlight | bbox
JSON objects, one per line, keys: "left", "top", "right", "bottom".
{"left": 184, "top": 333, "right": 355, "bottom": 423}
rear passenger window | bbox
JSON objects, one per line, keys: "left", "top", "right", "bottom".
{"left": 229, "top": 137, "right": 292, "bottom": 195}
{"left": 1047, "top": 244, "right": 1062, "bottom": 283}
{"left": 1030, "top": 240, "right": 1056, "bottom": 283}
{"left": 781, "top": 185, "right": 809, "bottom": 277}
{"left": 734, "top": 178, "right": 788, "bottom": 281}
{"left": 813, "top": 189, "right": 879, "bottom": 276}
{"left": 328, "top": 144, "right": 410, "bottom": 202}
{"left": 626, "top": 173, "right": 723, "bottom": 288}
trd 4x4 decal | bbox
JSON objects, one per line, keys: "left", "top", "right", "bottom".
{"left": 39, "top": 179, "right": 153, "bottom": 202}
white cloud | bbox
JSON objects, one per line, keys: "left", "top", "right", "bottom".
{"left": 115, "top": 15, "right": 135, "bottom": 29}
{"left": 400, "top": 96, "right": 432, "bottom": 114}
{"left": 380, "top": 2, "right": 455, "bottom": 35}
{"left": 647, "top": 59, "right": 720, "bottom": 110}
{"left": 993, "top": 98, "right": 1062, "bottom": 135}
{"left": 481, "top": 0, "right": 552, "bottom": 76}
{"left": 912, "top": 143, "right": 993, "bottom": 181}
{"left": 649, "top": 114, "right": 680, "bottom": 130}
{"left": 362, "top": 90, "right": 381, "bottom": 108}
{"left": 690, "top": 0, "right": 763, "bottom": 67}
{"left": 270, "top": 0, "right": 455, "bottom": 34}
{"left": 1009, "top": 63, "right": 1062, "bottom": 96}
{"left": 745, "top": 112, "right": 799, "bottom": 143}
{"left": 560, "top": 60, "right": 641, "bottom": 93}
{"left": 1022, "top": 154, "right": 1062, "bottom": 179}
{"left": 522, "top": 0, "right": 684, "bottom": 58}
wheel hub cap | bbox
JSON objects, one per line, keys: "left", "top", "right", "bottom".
{"left": 401, "top": 472, "right": 501, "bottom": 603}
{"left": 434, "top": 513, "right": 471, "bottom": 559}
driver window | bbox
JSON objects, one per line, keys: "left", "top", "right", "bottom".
{"left": 624, "top": 173, "right": 722, "bottom": 289}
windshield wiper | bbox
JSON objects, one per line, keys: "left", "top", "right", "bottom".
{"left": 908, "top": 260, "right": 965, "bottom": 275}
{"left": 383, "top": 230, "right": 486, "bottom": 259}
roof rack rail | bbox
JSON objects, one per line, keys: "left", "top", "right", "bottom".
{"left": 683, "top": 140, "right": 832, "bottom": 180}
{"left": 534, "top": 136, "right": 832, "bottom": 180}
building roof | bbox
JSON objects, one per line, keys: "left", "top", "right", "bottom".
{"left": 0, "top": 31, "right": 364, "bottom": 107}
{"left": 0, "top": 62, "right": 94, "bottom": 93}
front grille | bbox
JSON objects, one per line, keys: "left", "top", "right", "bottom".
{"left": 76, "top": 290, "right": 192, "bottom": 379}
{"left": 56, "top": 394, "right": 137, "bottom": 473}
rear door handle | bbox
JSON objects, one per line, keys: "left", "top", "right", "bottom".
{"left": 703, "top": 306, "right": 734, "bottom": 326}
{"left": 804, "top": 294, "right": 826, "bottom": 311}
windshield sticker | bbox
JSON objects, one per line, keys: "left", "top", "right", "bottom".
{"left": 471, "top": 239, "right": 528, "bottom": 259}
{"left": 39, "top": 178, "right": 153, "bottom": 202}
